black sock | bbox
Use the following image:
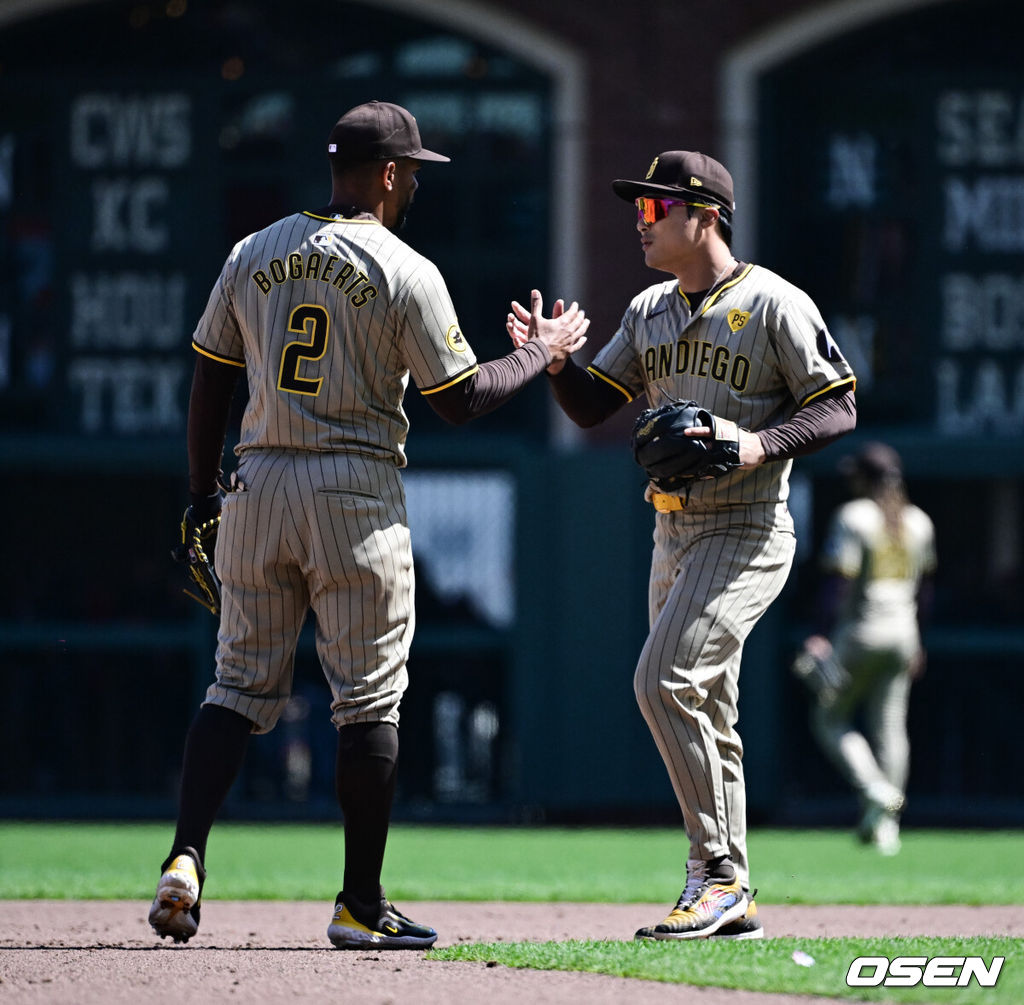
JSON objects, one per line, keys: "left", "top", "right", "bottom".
{"left": 335, "top": 721, "right": 398, "bottom": 908}
{"left": 170, "top": 703, "right": 253, "bottom": 867}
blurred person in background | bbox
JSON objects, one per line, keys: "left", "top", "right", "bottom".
{"left": 798, "top": 442, "right": 936, "bottom": 855}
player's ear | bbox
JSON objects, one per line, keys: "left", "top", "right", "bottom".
{"left": 381, "top": 160, "right": 397, "bottom": 191}
{"left": 701, "top": 208, "right": 720, "bottom": 229}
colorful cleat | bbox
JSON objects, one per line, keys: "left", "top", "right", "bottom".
{"left": 710, "top": 893, "right": 764, "bottom": 940}
{"left": 635, "top": 857, "right": 746, "bottom": 941}
{"left": 148, "top": 848, "right": 204, "bottom": 944}
{"left": 328, "top": 892, "right": 437, "bottom": 950}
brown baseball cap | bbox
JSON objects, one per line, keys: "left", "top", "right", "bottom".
{"left": 612, "top": 151, "right": 735, "bottom": 213}
{"left": 327, "top": 100, "right": 450, "bottom": 164}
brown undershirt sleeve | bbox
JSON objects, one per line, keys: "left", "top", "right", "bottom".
{"left": 545, "top": 357, "right": 630, "bottom": 427}
{"left": 756, "top": 385, "right": 857, "bottom": 461}
{"left": 425, "top": 340, "right": 556, "bottom": 425}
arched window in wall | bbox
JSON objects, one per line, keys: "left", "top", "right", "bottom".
{"left": 0, "top": 1, "right": 557, "bottom": 440}
{"left": 748, "top": 0, "right": 1019, "bottom": 435}
{"left": 726, "top": 0, "right": 1024, "bottom": 816}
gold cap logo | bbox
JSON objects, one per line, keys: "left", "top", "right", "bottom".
{"left": 690, "top": 176, "right": 703, "bottom": 188}
{"left": 645, "top": 157, "right": 659, "bottom": 180}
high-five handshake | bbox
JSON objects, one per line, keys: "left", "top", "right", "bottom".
{"left": 510, "top": 289, "right": 588, "bottom": 370}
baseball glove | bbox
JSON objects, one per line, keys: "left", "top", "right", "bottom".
{"left": 630, "top": 399, "right": 742, "bottom": 491}
{"left": 171, "top": 501, "right": 222, "bottom": 615}
{"left": 791, "top": 646, "right": 850, "bottom": 708}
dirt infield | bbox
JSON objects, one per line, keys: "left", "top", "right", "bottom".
{"left": 2, "top": 901, "right": 1021, "bottom": 1004}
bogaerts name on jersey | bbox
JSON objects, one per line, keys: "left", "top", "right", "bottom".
{"left": 251, "top": 253, "right": 378, "bottom": 307}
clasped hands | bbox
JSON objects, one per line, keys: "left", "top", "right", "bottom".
{"left": 506, "top": 291, "right": 587, "bottom": 374}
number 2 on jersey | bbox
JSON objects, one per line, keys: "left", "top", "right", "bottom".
{"left": 278, "top": 304, "right": 329, "bottom": 396}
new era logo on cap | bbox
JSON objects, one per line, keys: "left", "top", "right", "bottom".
{"left": 327, "top": 101, "right": 450, "bottom": 164}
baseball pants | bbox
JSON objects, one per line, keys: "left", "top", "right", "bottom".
{"left": 810, "top": 639, "right": 914, "bottom": 807}
{"left": 206, "top": 448, "right": 414, "bottom": 734}
{"left": 635, "top": 502, "right": 796, "bottom": 890}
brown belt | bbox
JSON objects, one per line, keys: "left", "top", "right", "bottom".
{"left": 651, "top": 492, "right": 686, "bottom": 513}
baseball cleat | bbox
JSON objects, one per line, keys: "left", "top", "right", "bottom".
{"left": 871, "top": 814, "right": 902, "bottom": 856}
{"left": 148, "top": 848, "right": 204, "bottom": 944}
{"left": 709, "top": 892, "right": 764, "bottom": 940}
{"left": 634, "top": 856, "right": 746, "bottom": 941}
{"left": 858, "top": 786, "right": 905, "bottom": 855}
{"left": 327, "top": 891, "right": 437, "bottom": 950}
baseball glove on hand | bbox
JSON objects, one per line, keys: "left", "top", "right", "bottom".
{"left": 791, "top": 646, "right": 850, "bottom": 708}
{"left": 172, "top": 500, "right": 222, "bottom": 615}
{"left": 630, "top": 400, "right": 742, "bottom": 492}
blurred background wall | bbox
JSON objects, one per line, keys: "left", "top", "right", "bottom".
{"left": 1, "top": 0, "right": 1021, "bottom": 827}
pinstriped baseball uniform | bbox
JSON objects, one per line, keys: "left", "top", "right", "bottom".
{"left": 590, "top": 262, "right": 855, "bottom": 888}
{"left": 192, "top": 211, "right": 478, "bottom": 733}
{"left": 812, "top": 496, "right": 936, "bottom": 809}
{"left": 589, "top": 263, "right": 854, "bottom": 505}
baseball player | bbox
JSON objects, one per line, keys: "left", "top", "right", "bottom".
{"left": 800, "top": 442, "right": 936, "bottom": 856}
{"left": 509, "top": 150, "right": 856, "bottom": 940}
{"left": 148, "top": 100, "right": 589, "bottom": 949}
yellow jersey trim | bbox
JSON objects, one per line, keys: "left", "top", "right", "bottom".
{"left": 587, "top": 366, "right": 634, "bottom": 402}
{"left": 302, "top": 210, "right": 380, "bottom": 225}
{"left": 420, "top": 365, "right": 479, "bottom": 395}
{"left": 699, "top": 263, "right": 755, "bottom": 314}
{"left": 193, "top": 342, "right": 245, "bottom": 368}
{"left": 674, "top": 263, "right": 755, "bottom": 315}
{"left": 801, "top": 375, "right": 857, "bottom": 407}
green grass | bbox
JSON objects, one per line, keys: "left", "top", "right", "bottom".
{"left": 2, "top": 822, "right": 1021, "bottom": 1000}
{"left": 431, "top": 937, "right": 1023, "bottom": 1004}
{"left": 0, "top": 822, "right": 1022, "bottom": 904}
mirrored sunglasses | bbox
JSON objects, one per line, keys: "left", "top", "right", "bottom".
{"left": 635, "top": 197, "right": 716, "bottom": 225}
